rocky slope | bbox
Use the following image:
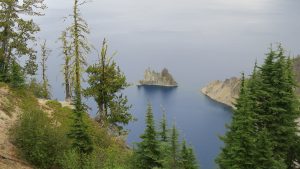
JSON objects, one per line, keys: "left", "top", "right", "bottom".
{"left": 0, "top": 86, "right": 33, "bottom": 169}
{"left": 139, "top": 68, "right": 178, "bottom": 87}
{"left": 0, "top": 85, "right": 72, "bottom": 169}
{"left": 201, "top": 77, "right": 241, "bottom": 107}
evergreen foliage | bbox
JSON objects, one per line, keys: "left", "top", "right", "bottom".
{"left": 66, "top": 0, "right": 93, "bottom": 165}
{"left": 0, "top": 0, "right": 46, "bottom": 82}
{"left": 85, "top": 39, "right": 133, "bottom": 132}
{"left": 134, "top": 104, "right": 162, "bottom": 169}
{"left": 254, "top": 128, "right": 287, "bottom": 169}
{"left": 11, "top": 109, "right": 67, "bottom": 169}
{"left": 60, "top": 31, "right": 73, "bottom": 101}
{"left": 216, "top": 73, "right": 257, "bottom": 169}
{"left": 133, "top": 104, "right": 199, "bottom": 169}
{"left": 170, "top": 124, "right": 180, "bottom": 169}
{"left": 8, "top": 87, "right": 132, "bottom": 169}
{"left": 254, "top": 45, "right": 300, "bottom": 168}
{"left": 180, "top": 140, "right": 198, "bottom": 169}
{"left": 9, "top": 60, "right": 25, "bottom": 88}
{"left": 217, "top": 45, "right": 300, "bottom": 169}
{"left": 159, "top": 111, "right": 168, "bottom": 142}
{"left": 40, "top": 40, "right": 51, "bottom": 99}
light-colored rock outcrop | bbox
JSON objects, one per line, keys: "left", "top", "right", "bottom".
{"left": 201, "top": 77, "right": 241, "bottom": 107}
{"left": 0, "top": 87, "right": 33, "bottom": 169}
{"left": 38, "top": 99, "right": 74, "bottom": 110}
{"left": 139, "top": 68, "right": 177, "bottom": 87}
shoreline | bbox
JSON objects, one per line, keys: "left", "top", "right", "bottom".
{"left": 137, "top": 84, "right": 178, "bottom": 88}
{"left": 201, "top": 88, "right": 234, "bottom": 109}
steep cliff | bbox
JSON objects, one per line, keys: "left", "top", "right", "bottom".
{"left": 139, "top": 68, "right": 178, "bottom": 87}
{"left": 202, "top": 56, "right": 300, "bottom": 108}
{"left": 201, "top": 77, "right": 241, "bottom": 107}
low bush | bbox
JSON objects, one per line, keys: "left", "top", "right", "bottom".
{"left": 9, "top": 90, "right": 132, "bottom": 169}
{"left": 11, "top": 109, "right": 68, "bottom": 169}
{"left": 60, "top": 150, "right": 101, "bottom": 169}
{"left": 27, "top": 78, "right": 51, "bottom": 99}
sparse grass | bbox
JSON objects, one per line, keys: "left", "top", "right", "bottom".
{"left": 11, "top": 87, "right": 39, "bottom": 112}
{"left": 1, "top": 100, "right": 14, "bottom": 117}
{"left": 0, "top": 86, "right": 15, "bottom": 117}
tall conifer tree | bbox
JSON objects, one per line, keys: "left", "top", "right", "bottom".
{"left": 180, "top": 140, "right": 199, "bottom": 169}
{"left": 40, "top": 40, "right": 51, "bottom": 99}
{"left": 216, "top": 73, "right": 257, "bottom": 169}
{"left": 170, "top": 124, "right": 180, "bottom": 169}
{"left": 60, "top": 31, "right": 73, "bottom": 101}
{"left": 218, "top": 45, "right": 300, "bottom": 169}
{"left": 85, "top": 39, "right": 133, "bottom": 132}
{"left": 157, "top": 111, "right": 171, "bottom": 168}
{"left": 159, "top": 111, "right": 168, "bottom": 142}
{"left": 67, "top": 0, "right": 93, "bottom": 165}
{"left": 254, "top": 128, "right": 287, "bottom": 169}
{"left": 254, "top": 45, "right": 300, "bottom": 168}
{"left": 134, "top": 104, "right": 161, "bottom": 169}
{"left": 0, "top": 0, "right": 46, "bottom": 81}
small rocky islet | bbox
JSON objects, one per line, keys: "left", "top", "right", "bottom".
{"left": 138, "top": 68, "right": 178, "bottom": 87}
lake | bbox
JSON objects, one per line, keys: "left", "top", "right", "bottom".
{"left": 35, "top": 0, "right": 300, "bottom": 168}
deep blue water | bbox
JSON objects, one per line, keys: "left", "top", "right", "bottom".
{"left": 33, "top": 0, "right": 300, "bottom": 168}
{"left": 124, "top": 86, "right": 232, "bottom": 169}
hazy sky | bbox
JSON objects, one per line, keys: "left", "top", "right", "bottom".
{"left": 33, "top": 0, "right": 300, "bottom": 99}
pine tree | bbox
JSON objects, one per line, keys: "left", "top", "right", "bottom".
{"left": 67, "top": 0, "right": 93, "bottom": 166}
{"left": 40, "top": 40, "right": 51, "bottom": 99}
{"left": 170, "top": 124, "right": 180, "bottom": 169}
{"left": 9, "top": 60, "right": 25, "bottom": 88}
{"left": 85, "top": 39, "right": 133, "bottom": 132}
{"left": 285, "top": 57, "right": 300, "bottom": 168}
{"left": 254, "top": 128, "right": 287, "bottom": 169}
{"left": 180, "top": 140, "right": 198, "bottom": 169}
{"left": 60, "top": 31, "right": 73, "bottom": 101}
{"left": 216, "top": 73, "right": 257, "bottom": 169}
{"left": 217, "top": 45, "right": 300, "bottom": 169}
{"left": 68, "top": 0, "right": 91, "bottom": 104}
{"left": 157, "top": 111, "right": 171, "bottom": 168}
{"left": 159, "top": 123, "right": 181, "bottom": 169}
{"left": 254, "top": 45, "right": 300, "bottom": 168}
{"left": 0, "top": 0, "right": 46, "bottom": 82}
{"left": 134, "top": 104, "right": 161, "bottom": 169}
{"left": 159, "top": 111, "right": 168, "bottom": 142}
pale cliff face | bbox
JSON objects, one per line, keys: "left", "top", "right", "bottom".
{"left": 140, "top": 68, "right": 177, "bottom": 86}
{"left": 201, "top": 77, "right": 241, "bottom": 107}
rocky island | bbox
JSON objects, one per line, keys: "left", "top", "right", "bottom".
{"left": 139, "top": 68, "right": 178, "bottom": 87}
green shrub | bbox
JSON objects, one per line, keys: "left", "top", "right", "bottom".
{"left": 46, "top": 100, "right": 62, "bottom": 109}
{"left": 9, "top": 61, "right": 25, "bottom": 88}
{"left": 9, "top": 88, "right": 132, "bottom": 169}
{"left": 27, "top": 78, "right": 51, "bottom": 99}
{"left": 102, "top": 145, "right": 132, "bottom": 169}
{"left": 11, "top": 109, "right": 68, "bottom": 169}
{"left": 60, "top": 150, "right": 101, "bottom": 169}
